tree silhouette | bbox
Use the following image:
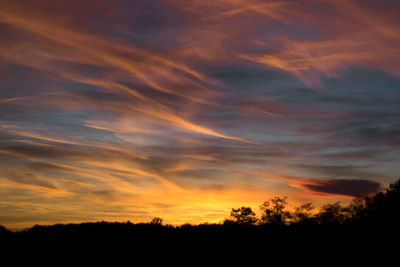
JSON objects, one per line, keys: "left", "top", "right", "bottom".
{"left": 150, "top": 217, "right": 163, "bottom": 225}
{"left": 225, "top": 206, "right": 257, "bottom": 225}
{"left": 362, "top": 179, "right": 400, "bottom": 225}
{"left": 346, "top": 198, "right": 366, "bottom": 221}
{"left": 293, "top": 202, "right": 315, "bottom": 223}
{"left": 315, "top": 202, "right": 351, "bottom": 224}
{"left": 259, "top": 196, "right": 291, "bottom": 225}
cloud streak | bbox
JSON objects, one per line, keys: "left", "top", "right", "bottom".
{"left": 301, "top": 179, "right": 381, "bottom": 197}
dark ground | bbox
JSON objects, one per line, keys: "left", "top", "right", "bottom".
{"left": 1, "top": 179, "right": 399, "bottom": 262}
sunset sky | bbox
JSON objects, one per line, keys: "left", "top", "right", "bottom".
{"left": 1, "top": 0, "right": 399, "bottom": 229}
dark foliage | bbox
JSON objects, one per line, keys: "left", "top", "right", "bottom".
{"left": 1, "top": 179, "right": 399, "bottom": 258}
{"left": 224, "top": 206, "right": 257, "bottom": 225}
{"left": 259, "top": 196, "right": 291, "bottom": 225}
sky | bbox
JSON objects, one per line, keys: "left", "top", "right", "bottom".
{"left": 0, "top": 0, "right": 399, "bottom": 229}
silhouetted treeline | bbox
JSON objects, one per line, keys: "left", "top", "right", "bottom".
{"left": 1, "top": 179, "right": 399, "bottom": 256}
{"left": 224, "top": 180, "right": 400, "bottom": 226}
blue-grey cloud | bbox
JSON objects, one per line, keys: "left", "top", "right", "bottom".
{"left": 304, "top": 179, "right": 381, "bottom": 197}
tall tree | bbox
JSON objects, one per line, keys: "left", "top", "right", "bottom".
{"left": 259, "top": 196, "right": 291, "bottom": 225}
